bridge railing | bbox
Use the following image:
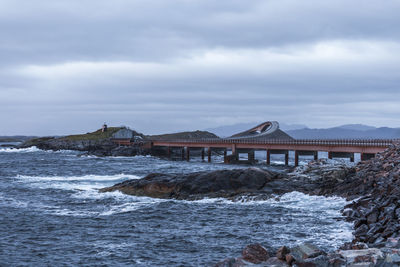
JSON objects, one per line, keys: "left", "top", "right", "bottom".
{"left": 150, "top": 138, "right": 399, "bottom": 147}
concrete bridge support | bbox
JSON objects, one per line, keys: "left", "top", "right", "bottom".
{"left": 208, "top": 147, "right": 212, "bottom": 162}
{"left": 186, "top": 147, "right": 190, "bottom": 161}
{"left": 201, "top": 148, "right": 205, "bottom": 161}
{"left": 328, "top": 152, "right": 355, "bottom": 162}
{"left": 248, "top": 151, "right": 255, "bottom": 162}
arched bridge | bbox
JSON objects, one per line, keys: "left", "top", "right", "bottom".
{"left": 113, "top": 121, "right": 399, "bottom": 166}
{"left": 151, "top": 137, "right": 396, "bottom": 166}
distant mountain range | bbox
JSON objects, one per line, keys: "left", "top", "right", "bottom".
{"left": 206, "top": 123, "right": 400, "bottom": 139}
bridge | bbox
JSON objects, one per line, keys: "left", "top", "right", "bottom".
{"left": 112, "top": 121, "right": 398, "bottom": 166}
{"left": 150, "top": 138, "right": 396, "bottom": 166}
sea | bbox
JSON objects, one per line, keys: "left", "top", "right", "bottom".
{"left": 0, "top": 144, "right": 353, "bottom": 266}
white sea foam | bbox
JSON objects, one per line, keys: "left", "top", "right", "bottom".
{"left": 179, "top": 191, "right": 349, "bottom": 210}
{"left": 16, "top": 173, "right": 140, "bottom": 182}
{"left": 14, "top": 174, "right": 141, "bottom": 200}
{"left": 0, "top": 146, "right": 76, "bottom": 154}
{"left": 0, "top": 146, "right": 42, "bottom": 153}
{"left": 99, "top": 201, "right": 151, "bottom": 216}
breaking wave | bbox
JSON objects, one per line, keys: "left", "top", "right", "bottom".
{"left": 0, "top": 146, "right": 42, "bottom": 153}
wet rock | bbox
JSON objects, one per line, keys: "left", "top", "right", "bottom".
{"left": 338, "top": 248, "right": 384, "bottom": 265}
{"left": 290, "top": 243, "right": 325, "bottom": 261}
{"left": 395, "top": 208, "right": 400, "bottom": 219}
{"left": 285, "top": 254, "right": 295, "bottom": 265}
{"left": 327, "top": 253, "right": 346, "bottom": 267}
{"left": 339, "top": 242, "right": 368, "bottom": 250}
{"left": 355, "top": 224, "right": 369, "bottom": 236}
{"left": 384, "top": 252, "right": 400, "bottom": 265}
{"left": 367, "top": 211, "right": 379, "bottom": 224}
{"left": 241, "top": 243, "right": 269, "bottom": 264}
{"left": 386, "top": 237, "right": 400, "bottom": 248}
{"left": 276, "top": 246, "right": 290, "bottom": 260}
{"left": 101, "top": 168, "right": 284, "bottom": 199}
{"left": 263, "top": 257, "right": 288, "bottom": 266}
{"left": 295, "top": 255, "right": 329, "bottom": 267}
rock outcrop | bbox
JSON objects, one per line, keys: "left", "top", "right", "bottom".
{"left": 285, "top": 143, "right": 400, "bottom": 248}
{"left": 214, "top": 241, "right": 400, "bottom": 266}
{"left": 100, "top": 168, "right": 285, "bottom": 200}
{"left": 214, "top": 143, "right": 400, "bottom": 266}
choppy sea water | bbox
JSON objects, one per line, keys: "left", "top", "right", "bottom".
{"left": 0, "top": 145, "right": 353, "bottom": 266}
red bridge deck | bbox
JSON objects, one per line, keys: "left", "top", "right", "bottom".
{"left": 151, "top": 138, "right": 397, "bottom": 154}
{"left": 149, "top": 138, "right": 399, "bottom": 165}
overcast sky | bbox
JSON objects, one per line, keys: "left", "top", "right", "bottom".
{"left": 1, "top": 0, "right": 400, "bottom": 135}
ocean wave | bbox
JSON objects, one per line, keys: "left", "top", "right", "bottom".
{"left": 15, "top": 173, "right": 141, "bottom": 182}
{"left": 0, "top": 146, "right": 42, "bottom": 153}
{"left": 99, "top": 201, "right": 159, "bottom": 216}
{"left": 177, "top": 191, "right": 348, "bottom": 209}
{"left": 0, "top": 146, "right": 77, "bottom": 154}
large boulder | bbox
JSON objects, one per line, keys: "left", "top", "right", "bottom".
{"left": 290, "top": 243, "right": 326, "bottom": 261}
{"left": 100, "top": 168, "right": 283, "bottom": 199}
{"left": 338, "top": 248, "right": 384, "bottom": 265}
{"left": 241, "top": 243, "right": 269, "bottom": 264}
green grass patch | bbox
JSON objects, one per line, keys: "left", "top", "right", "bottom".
{"left": 61, "top": 127, "right": 123, "bottom": 141}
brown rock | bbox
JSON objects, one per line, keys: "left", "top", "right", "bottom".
{"left": 241, "top": 243, "right": 269, "bottom": 264}
{"left": 276, "top": 246, "right": 290, "bottom": 260}
{"left": 285, "top": 254, "right": 294, "bottom": 265}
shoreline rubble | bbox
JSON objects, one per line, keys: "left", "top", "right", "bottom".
{"left": 215, "top": 142, "right": 400, "bottom": 266}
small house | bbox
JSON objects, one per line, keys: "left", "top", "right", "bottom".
{"left": 111, "top": 128, "right": 135, "bottom": 145}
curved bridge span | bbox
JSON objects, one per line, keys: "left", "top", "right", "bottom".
{"left": 150, "top": 138, "right": 398, "bottom": 166}
{"left": 113, "top": 121, "right": 398, "bottom": 166}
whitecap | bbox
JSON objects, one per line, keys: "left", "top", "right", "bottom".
{"left": 15, "top": 173, "right": 141, "bottom": 182}
{"left": 0, "top": 146, "right": 42, "bottom": 153}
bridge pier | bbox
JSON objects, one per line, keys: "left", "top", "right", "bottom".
{"left": 208, "top": 147, "right": 212, "bottom": 162}
{"left": 361, "top": 153, "right": 376, "bottom": 161}
{"left": 181, "top": 147, "right": 185, "bottom": 160}
{"left": 248, "top": 151, "right": 255, "bottom": 162}
{"left": 201, "top": 148, "right": 205, "bottom": 161}
{"left": 186, "top": 147, "right": 190, "bottom": 161}
{"left": 266, "top": 150, "right": 270, "bottom": 165}
{"left": 285, "top": 152, "right": 289, "bottom": 166}
{"left": 167, "top": 146, "right": 171, "bottom": 158}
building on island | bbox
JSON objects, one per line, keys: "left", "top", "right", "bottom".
{"left": 111, "top": 128, "right": 142, "bottom": 146}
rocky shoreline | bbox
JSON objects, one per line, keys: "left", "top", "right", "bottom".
{"left": 100, "top": 142, "right": 400, "bottom": 266}
{"left": 16, "top": 130, "right": 400, "bottom": 265}
{"left": 213, "top": 143, "right": 400, "bottom": 266}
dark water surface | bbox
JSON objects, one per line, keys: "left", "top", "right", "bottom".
{"left": 0, "top": 146, "right": 352, "bottom": 266}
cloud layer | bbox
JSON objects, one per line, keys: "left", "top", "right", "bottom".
{"left": 1, "top": 0, "right": 400, "bottom": 135}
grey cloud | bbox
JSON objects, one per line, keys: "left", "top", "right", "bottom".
{"left": 1, "top": 0, "right": 400, "bottom": 66}
{"left": 1, "top": 0, "right": 400, "bottom": 135}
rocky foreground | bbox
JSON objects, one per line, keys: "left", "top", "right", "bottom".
{"left": 100, "top": 165, "right": 352, "bottom": 200}
{"left": 213, "top": 143, "right": 400, "bottom": 266}
{"left": 101, "top": 143, "right": 400, "bottom": 266}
